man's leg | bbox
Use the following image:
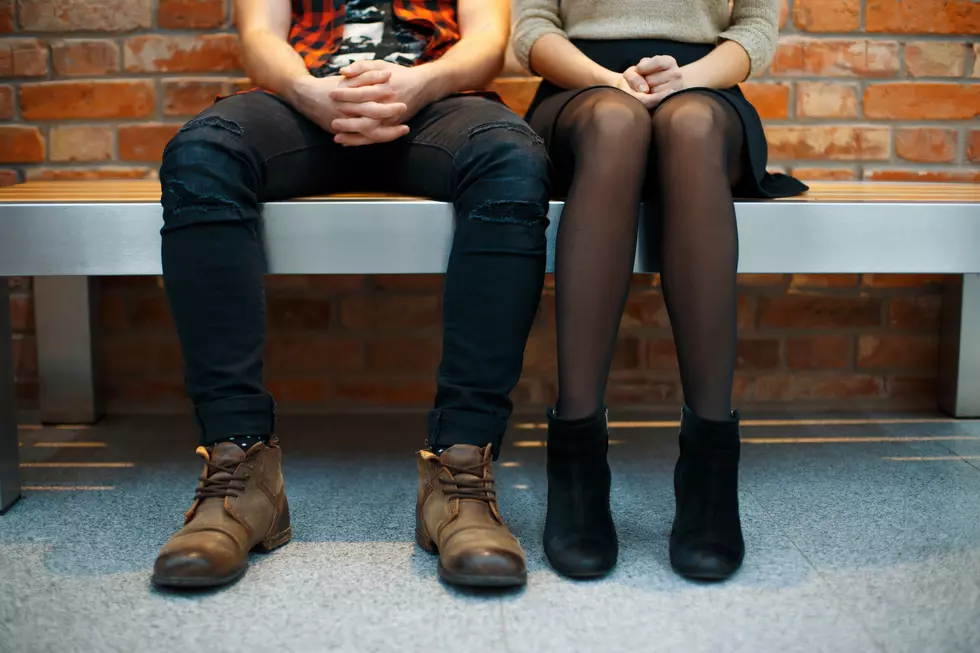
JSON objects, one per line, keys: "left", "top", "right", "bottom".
{"left": 153, "top": 91, "right": 348, "bottom": 588}
{"left": 372, "top": 96, "right": 550, "bottom": 587}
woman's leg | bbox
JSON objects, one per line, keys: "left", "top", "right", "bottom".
{"left": 536, "top": 88, "right": 651, "bottom": 578}
{"left": 649, "top": 91, "right": 747, "bottom": 581}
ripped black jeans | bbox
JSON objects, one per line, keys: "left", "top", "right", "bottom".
{"left": 159, "top": 90, "right": 550, "bottom": 453}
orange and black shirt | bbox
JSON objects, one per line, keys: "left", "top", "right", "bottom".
{"left": 289, "top": 0, "right": 461, "bottom": 77}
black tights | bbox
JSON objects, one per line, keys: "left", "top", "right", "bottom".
{"left": 551, "top": 89, "right": 744, "bottom": 421}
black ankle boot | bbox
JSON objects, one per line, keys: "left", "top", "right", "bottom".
{"left": 670, "top": 406, "right": 744, "bottom": 581}
{"left": 544, "top": 408, "right": 618, "bottom": 579}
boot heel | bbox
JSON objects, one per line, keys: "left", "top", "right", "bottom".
{"left": 256, "top": 495, "right": 292, "bottom": 553}
{"left": 415, "top": 508, "right": 437, "bottom": 554}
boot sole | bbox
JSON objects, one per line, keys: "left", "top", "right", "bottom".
{"left": 152, "top": 499, "right": 293, "bottom": 589}
{"left": 416, "top": 513, "right": 526, "bottom": 588}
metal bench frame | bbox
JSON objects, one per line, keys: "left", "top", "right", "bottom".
{"left": 3, "top": 191, "right": 980, "bottom": 512}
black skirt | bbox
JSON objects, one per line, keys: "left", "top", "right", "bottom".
{"left": 525, "top": 38, "right": 809, "bottom": 199}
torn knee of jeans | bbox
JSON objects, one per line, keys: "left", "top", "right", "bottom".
{"left": 162, "top": 176, "right": 244, "bottom": 226}
{"left": 468, "top": 121, "right": 544, "bottom": 147}
{"left": 178, "top": 115, "right": 244, "bottom": 136}
{"left": 471, "top": 200, "right": 547, "bottom": 225}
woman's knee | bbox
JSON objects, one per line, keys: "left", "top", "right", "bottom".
{"left": 651, "top": 95, "right": 724, "bottom": 146}
{"left": 571, "top": 90, "right": 652, "bottom": 149}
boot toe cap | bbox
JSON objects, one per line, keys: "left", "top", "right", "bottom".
{"left": 152, "top": 537, "right": 246, "bottom": 587}
{"left": 670, "top": 542, "right": 743, "bottom": 581}
{"left": 545, "top": 537, "right": 617, "bottom": 579}
{"left": 441, "top": 548, "right": 527, "bottom": 587}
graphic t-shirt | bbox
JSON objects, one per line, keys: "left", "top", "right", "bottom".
{"left": 325, "top": 0, "right": 427, "bottom": 74}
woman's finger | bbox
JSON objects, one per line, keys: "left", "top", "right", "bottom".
{"left": 622, "top": 66, "right": 649, "bottom": 93}
{"left": 642, "top": 68, "right": 680, "bottom": 89}
{"left": 636, "top": 55, "right": 677, "bottom": 76}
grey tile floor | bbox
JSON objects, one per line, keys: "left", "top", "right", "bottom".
{"left": 2, "top": 413, "right": 980, "bottom": 653}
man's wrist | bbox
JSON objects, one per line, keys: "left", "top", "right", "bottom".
{"left": 412, "top": 62, "right": 452, "bottom": 106}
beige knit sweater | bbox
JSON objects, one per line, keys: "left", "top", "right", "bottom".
{"left": 512, "top": 0, "right": 781, "bottom": 77}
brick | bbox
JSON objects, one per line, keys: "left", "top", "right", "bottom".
{"left": 25, "top": 166, "right": 152, "bottom": 181}
{"left": 51, "top": 39, "right": 120, "bottom": 77}
{"left": 779, "top": 0, "right": 788, "bottom": 28}
{"left": 861, "top": 274, "right": 947, "bottom": 288}
{"left": 9, "top": 294, "right": 34, "bottom": 331}
{"left": 266, "top": 298, "right": 331, "bottom": 330}
{"left": 974, "top": 44, "right": 980, "bottom": 78}
{"left": 738, "top": 274, "right": 787, "bottom": 287}
{"left": 790, "top": 274, "right": 859, "bottom": 288}
{"left": 101, "top": 336, "right": 183, "bottom": 376}
{"left": 487, "top": 77, "right": 540, "bottom": 117}
{"left": 864, "top": 83, "right": 980, "bottom": 120}
{"left": 0, "top": 1, "right": 11, "bottom": 32}
{"left": 755, "top": 374, "right": 883, "bottom": 401}
{"left": 739, "top": 82, "right": 789, "bottom": 119}
{"left": 0, "top": 85, "right": 12, "bottom": 119}
{"left": 265, "top": 275, "right": 365, "bottom": 293}
{"left": 904, "top": 42, "right": 967, "bottom": 78}
{"left": 968, "top": 131, "right": 980, "bottom": 163}
{"left": 331, "top": 379, "right": 436, "bottom": 405}
{"left": 340, "top": 295, "right": 441, "bottom": 330}
{"left": 786, "top": 335, "right": 851, "bottom": 369}
{"left": 858, "top": 335, "right": 938, "bottom": 370}
{"left": 621, "top": 292, "right": 669, "bottom": 328}
{"left": 793, "top": 0, "right": 860, "bottom": 32}
{"left": 772, "top": 39, "right": 900, "bottom": 77}
{"left": 364, "top": 337, "right": 440, "bottom": 373}
{"left": 266, "top": 379, "right": 330, "bottom": 405}
{"left": 765, "top": 126, "right": 890, "bottom": 161}
{"left": 759, "top": 296, "right": 881, "bottom": 328}
{"left": 162, "top": 78, "right": 230, "bottom": 117}
{"left": 129, "top": 295, "right": 174, "bottom": 329}
{"left": 371, "top": 274, "right": 444, "bottom": 291}
{"left": 50, "top": 125, "right": 114, "bottom": 163}
{"left": 735, "top": 339, "right": 781, "bottom": 370}
{"left": 796, "top": 82, "right": 859, "bottom": 118}
{"left": 895, "top": 128, "right": 957, "bottom": 163}
{"left": 605, "top": 377, "right": 678, "bottom": 404}
{"left": 118, "top": 124, "right": 180, "bottom": 163}
{"left": 888, "top": 295, "right": 942, "bottom": 330}
{"left": 12, "top": 335, "right": 38, "bottom": 380}
{"left": 737, "top": 295, "right": 754, "bottom": 331}
{"left": 20, "top": 81, "right": 156, "bottom": 120}
{"left": 267, "top": 335, "right": 363, "bottom": 373}
{"left": 863, "top": 169, "right": 980, "bottom": 183}
{"left": 158, "top": 0, "right": 227, "bottom": 29}
{"left": 866, "top": 0, "right": 980, "bottom": 35}
{"left": 0, "top": 169, "right": 18, "bottom": 186}
{"left": 888, "top": 377, "right": 937, "bottom": 400}
{"left": 105, "top": 379, "right": 186, "bottom": 406}
{"left": 0, "top": 39, "right": 48, "bottom": 77}
{"left": 0, "top": 126, "right": 44, "bottom": 164}
{"left": 124, "top": 35, "right": 241, "bottom": 73}
{"left": 612, "top": 336, "right": 642, "bottom": 371}
{"left": 18, "top": 0, "right": 152, "bottom": 31}
{"left": 791, "top": 167, "right": 858, "bottom": 181}
{"left": 646, "top": 339, "right": 677, "bottom": 369}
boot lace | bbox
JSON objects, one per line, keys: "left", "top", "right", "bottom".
{"left": 439, "top": 462, "right": 497, "bottom": 503}
{"left": 194, "top": 460, "right": 250, "bottom": 499}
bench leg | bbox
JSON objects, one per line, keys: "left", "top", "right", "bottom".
{"left": 939, "top": 274, "right": 980, "bottom": 418}
{"left": 1, "top": 279, "right": 22, "bottom": 513}
{"left": 34, "top": 276, "right": 103, "bottom": 424}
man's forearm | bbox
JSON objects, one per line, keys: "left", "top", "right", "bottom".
{"left": 413, "top": 34, "right": 508, "bottom": 106}
{"left": 239, "top": 28, "right": 314, "bottom": 105}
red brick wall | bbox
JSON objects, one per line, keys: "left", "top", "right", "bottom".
{"left": 3, "top": 1, "right": 976, "bottom": 415}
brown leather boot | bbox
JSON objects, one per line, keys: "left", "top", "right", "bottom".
{"left": 416, "top": 444, "right": 526, "bottom": 587}
{"left": 152, "top": 439, "right": 292, "bottom": 588}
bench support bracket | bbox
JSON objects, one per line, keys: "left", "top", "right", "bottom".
{"left": 0, "top": 279, "right": 22, "bottom": 513}
{"left": 940, "top": 274, "right": 980, "bottom": 418}
{"left": 34, "top": 277, "right": 103, "bottom": 424}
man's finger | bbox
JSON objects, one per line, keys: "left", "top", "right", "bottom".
{"left": 622, "top": 66, "right": 649, "bottom": 93}
{"left": 331, "top": 116, "right": 382, "bottom": 133}
{"left": 337, "top": 69, "right": 392, "bottom": 88}
{"left": 329, "top": 84, "right": 396, "bottom": 103}
{"left": 334, "top": 124, "right": 409, "bottom": 146}
{"left": 636, "top": 55, "right": 677, "bottom": 75}
{"left": 339, "top": 60, "right": 387, "bottom": 77}
{"left": 338, "top": 100, "right": 407, "bottom": 121}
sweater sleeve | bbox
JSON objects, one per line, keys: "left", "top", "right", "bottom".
{"left": 511, "top": 0, "right": 567, "bottom": 73}
{"left": 718, "top": 0, "right": 781, "bottom": 76}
